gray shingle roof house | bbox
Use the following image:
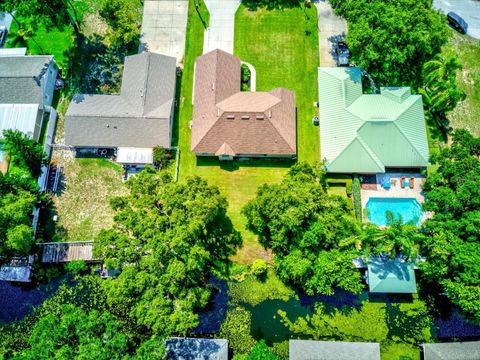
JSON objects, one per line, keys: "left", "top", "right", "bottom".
{"left": 0, "top": 55, "right": 57, "bottom": 141}
{"left": 65, "top": 52, "right": 176, "bottom": 163}
{"left": 422, "top": 341, "right": 480, "bottom": 360}
{"left": 165, "top": 338, "right": 228, "bottom": 360}
{"left": 192, "top": 49, "right": 296, "bottom": 160}
{"left": 289, "top": 340, "right": 381, "bottom": 360}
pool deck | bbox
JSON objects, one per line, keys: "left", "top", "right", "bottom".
{"left": 360, "top": 173, "right": 432, "bottom": 223}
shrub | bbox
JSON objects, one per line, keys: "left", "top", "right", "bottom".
{"left": 241, "top": 64, "right": 251, "bottom": 83}
{"left": 352, "top": 175, "right": 362, "bottom": 221}
{"left": 152, "top": 146, "right": 172, "bottom": 168}
{"left": 251, "top": 259, "right": 268, "bottom": 276}
{"left": 65, "top": 260, "right": 87, "bottom": 275}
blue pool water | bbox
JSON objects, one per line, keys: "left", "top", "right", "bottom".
{"left": 0, "top": 144, "right": 4, "bottom": 162}
{"left": 366, "top": 197, "right": 423, "bottom": 226}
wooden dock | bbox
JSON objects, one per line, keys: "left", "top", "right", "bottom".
{"left": 41, "top": 241, "right": 98, "bottom": 263}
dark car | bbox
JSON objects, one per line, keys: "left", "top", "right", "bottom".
{"left": 447, "top": 12, "right": 468, "bottom": 34}
{"left": 0, "top": 26, "right": 7, "bottom": 48}
{"left": 334, "top": 41, "right": 350, "bottom": 67}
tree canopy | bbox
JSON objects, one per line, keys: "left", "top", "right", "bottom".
{"left": 330, "top": 0, "right": 448, "bottom": 87}
{"left": 420, "top": 130, "right": 480, "bottom": 320}
{"left": 0, "top": 130, "right": 46, "bottom": 258}
{"left": 94, "top": 168, "right": 242, "bottom": 335}
{"left": 243, "top": 163, "right": 363, "bottom": 295}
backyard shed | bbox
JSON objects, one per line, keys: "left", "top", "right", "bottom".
{"left": 367, "top": 256, "right": 417, "bottom": 293}
{"left": 165, "top": 338, "right": 228, "bottom": 360}
{"left": 422, "top": 341, "right": 480, "bottom": 360}
{"left": 41, "top": 241, "right": 97, "bottom": 263}
{"left": 289, "top": 340, "right": 380, "bottom": 360}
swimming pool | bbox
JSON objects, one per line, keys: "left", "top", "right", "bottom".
{"left": 366, "top": 197, "right": 423, "bottom": 226}
{"left": 0, "top": 144, "right": 4, "bottom": 162}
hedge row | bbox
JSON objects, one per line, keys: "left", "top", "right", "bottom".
{"left": 352, "top": 175, "right": 362, "bottom": 221}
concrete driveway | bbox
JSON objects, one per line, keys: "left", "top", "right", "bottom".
{"left": 433, "top": 0, "right": 480, "bottom": 39}
{"left": 139, "top": 0, "right": 189, "bottom": 66}
{"left": 316, "top": 0, "right": 347, "bottom": 67}
{"left": 203, "top": 0, "right": 241, "bottom": 54}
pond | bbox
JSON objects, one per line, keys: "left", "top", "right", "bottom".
{"left": 0, "top": 279, "right": 61, "bottom": 323}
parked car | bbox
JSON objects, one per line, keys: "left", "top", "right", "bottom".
{"left": 0, "top": 26, "right": 8, "bottom": 48}
{"left": 447, "top": 12, "right": 468, "bottom": 34}
{"left": 334, "top": 41, "right": 350, "bottom": 67}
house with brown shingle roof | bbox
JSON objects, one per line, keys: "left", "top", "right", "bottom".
{"left": 191, "top": 49, "right": 296, "bottom": 160}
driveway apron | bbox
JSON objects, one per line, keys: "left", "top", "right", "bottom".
{"left": 203, "top": 0, "right": 241, "bottom": 54}
{"left": 140, "top": 0, "right": 189, "bottom": 66}
{"left": 316, "top": 0, "right": 347, "bottom": 67}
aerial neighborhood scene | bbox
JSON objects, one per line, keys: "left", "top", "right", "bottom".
{"left": 0, "top": 0, "right": 479, "bottom": 359}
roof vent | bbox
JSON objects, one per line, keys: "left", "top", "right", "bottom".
{"left": 227, "top": 115, "right": 235, "bottom": 120}
{"left": 268, "top": 111, "right": 272, "bottom": 118}
{"left": 241, "top": 115, "right": 249, "bottom": 120}
{"left": 256, "top": 115, "right": 264, "bottom": 120}
{"left": 211, "top": 82, "right": 215, "bottom": 91}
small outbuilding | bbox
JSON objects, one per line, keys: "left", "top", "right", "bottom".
{"left": 367, "top": 256, "right": 417, "bottom": 293}
{"left": 422, "top": 341, "right": 480, "bottom": 360}
{"left": 165, "top": 338, "right": 228, "bottom": 360}
{"left": 289, "top": 340, "right": 380, "bottom": 360}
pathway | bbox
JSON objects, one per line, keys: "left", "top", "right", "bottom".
{"left": 203, "top": 0, "right": 241, "bottom": 54}
{"left": 139, "top": 0, "right": 189, "bottom": 66}
{"left": 315, "top": 0, "right": 347, "bottom": 67}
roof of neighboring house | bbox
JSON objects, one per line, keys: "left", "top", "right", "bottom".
{"left": 165, "top": 338, "right": 228, "bottom": 360}
{"left": 318, "top": 67, "right": 429, "bottom": 173}
{"left": 367, "top": 256, "right": 417, "bottom": 293}
{"left": 65, "top": 52, "right": 176, "bottom": 149}
{"left": 0, "top": 55, "right": 54, "bottom": 109}
{"left": 191, "top": 49, "right": 296, "bottom": 156}
{"left": 0, "top": 103, "right": 39, "bottom": 140}
{"left": 289, "top": 340, "right": 381, "bottom": 360}
{"left": 422, "top": 341, "right": 480, "bottom": 360}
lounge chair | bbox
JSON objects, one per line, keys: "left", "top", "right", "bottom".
{"left": 409, "top": 177, "right": 414, "bottom": 189}
{"left": 401, "top": 176, "right": 406, "bottom": 189}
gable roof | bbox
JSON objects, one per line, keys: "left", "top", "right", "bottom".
{"left": 422, "top": 341, "right": 480, "bottom": 360}
{"left": 318, "top": 67, "right": 429, "bottom": 173}
{"left": 289, "top": 340, "right": 380, "bottom": 360}
{"left": 165, "top": 338, "right": 228, "bottom": 360}
{"left": 367, "top": 256, "right": 417, "bottom": 293}
{"left": 65, "top": 53, "right": 176, "bottom": 148}
{"left": 192, "top": 49, "right": 296, "bottom": 156}
{"left": 0, "top": 55, "right": 54, "bottom": 109}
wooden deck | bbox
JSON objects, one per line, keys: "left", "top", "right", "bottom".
{"left": 41, "top": 241, "right": 98, "bottom": 263}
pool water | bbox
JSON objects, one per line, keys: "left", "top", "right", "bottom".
{"left": 0, "top": 144, "right": 4, "bottom": 162}
{"left": 366, "top": 197, "right": 423, "bottom": 226}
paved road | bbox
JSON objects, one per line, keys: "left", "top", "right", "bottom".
{"left": 203, "top": 0, "right": 241, "bottom": 54}
{"left": 139, "top": 0, "right": 189, "bottom": 66}
{"left": 433, "top": 0, "right": 480, "bottom": 39}
{"left": 316, "top": 0, "right": 347, "bottom": 67}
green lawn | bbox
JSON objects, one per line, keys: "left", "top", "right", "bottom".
{"left": 48, "top": 157, "right": 127, "bottom": 242}
{"left": 443, "top": 31, "right": 480, "bottom": 137}
{"left": 177, "top": 3, "right": 320, "bottom": 264}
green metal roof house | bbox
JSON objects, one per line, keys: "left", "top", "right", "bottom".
{"left": 318, "top": 67, "right": 429, "bottom": 173}
{"left": 422, "top": 341, "right": 480, "bottom": 360}
{"left": 289, "top": 340, "right": 380, "bottom": 360}
{"left": 367, "top": 257, "right": 417, "bottom": 293}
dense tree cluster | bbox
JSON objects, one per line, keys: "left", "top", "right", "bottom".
{"left": 0, "top": 130, "right": 46, "bottom": 258}
{"left": 420, "top": 130, "right": 480, "bottom": 320}
{"left": 94, "top": 168, "right": 242, "bottom": 336}
{"left": 330, "top": 0, "right": 448, "bottom": 87}
{"left": 243, "top": 163, "right": 363, "bottom": 295}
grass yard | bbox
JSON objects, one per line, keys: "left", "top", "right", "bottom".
{"left": 177, "top": 2, "right": 319, "bottom": 264}
{"left": 49, "top": 155, "right": 127, "bottom": 241}
{"left": 443, "top": 31, "right": 480, "bottom": 137}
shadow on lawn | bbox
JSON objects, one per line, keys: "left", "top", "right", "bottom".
{"left": 196, "top": 157, "right": 294, "bottom": 172}
{"left": 243, "top": 0, "right": 302, "bottom": 11}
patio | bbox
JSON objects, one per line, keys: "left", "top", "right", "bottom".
{"left": 360, "top": 173, "right": 431, "bottom": 223}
